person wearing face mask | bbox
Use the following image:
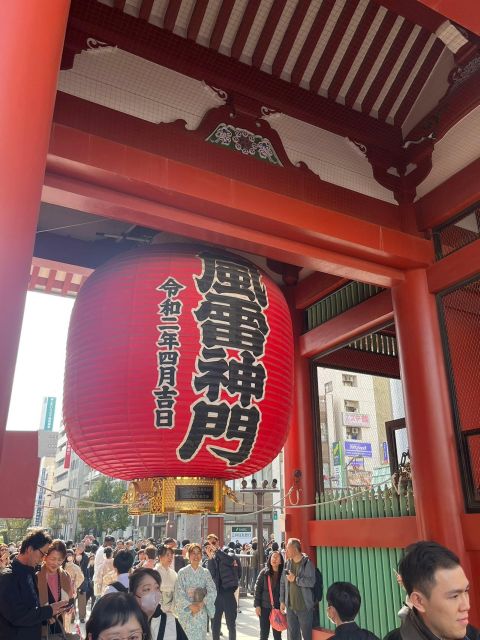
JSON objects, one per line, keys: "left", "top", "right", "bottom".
{"left": 130, "top": 568, "right": 187, "bottom": 640}
{"left": 326, "top": 582, "right": 379, "bottom": 640}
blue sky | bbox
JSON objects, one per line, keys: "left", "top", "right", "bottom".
{"left": 6, "top": 291, "right": 74, "bottom": 432}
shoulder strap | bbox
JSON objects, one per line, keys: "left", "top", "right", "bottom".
{"left": 267, "top": 575, "right": 274, "bottom": 607}
{"left": 110, "top": 581, "right": 128, "bottom": 592}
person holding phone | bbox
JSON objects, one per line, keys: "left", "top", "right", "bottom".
{"left": 0, "top": 528, "right": 70, "bottom": 640}
{"left": 36, "top": 539, "right": 75, "bottom": 639}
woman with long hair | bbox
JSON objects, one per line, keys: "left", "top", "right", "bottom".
{"left": 130, "top": 567, "right": 187, "bottom": 640}
{"left": 254, "top": 550, "right": 285, "bottom": 639}
{"left": 36, "top": 539, "right": 74, "bottom": 639}
{"left": 85, "top": 592, "right": 150, "bottom": 640}
{"left": 155, "top": 545, "right": 177, "bottom": 615}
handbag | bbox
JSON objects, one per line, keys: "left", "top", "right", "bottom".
{"left": 267, "top": 575, "right": 288, "bottom": 632}
{"left": 46, "top": 617, "right": 81, "bottom": 640}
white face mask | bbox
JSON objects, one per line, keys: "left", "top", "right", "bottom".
{"left": 75, "top": 555, "right": 83, "bottom": 562}
{"left": 140, "top": 590, "right": 161, "bottom": 612}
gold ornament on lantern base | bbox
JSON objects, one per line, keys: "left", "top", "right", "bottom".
{"left": 121, "top": 477, "right": 226, "bottom": 514}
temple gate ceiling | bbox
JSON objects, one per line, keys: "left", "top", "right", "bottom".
{"left": 34, "top": 0, "right": 480, "bottom": 283}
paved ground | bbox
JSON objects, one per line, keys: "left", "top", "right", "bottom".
{"left": 233, "top": 595, "right": 264, "bottom": 639}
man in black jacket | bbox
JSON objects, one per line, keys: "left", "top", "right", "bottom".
{"left": 326, "top": 582, "right": 380, "bottom": 640}
{"left": 0, "top": 528, "right": 69, "bottom": 639}
{"left": 74, "top": 541, "right": 90, "bottom": 623}
{"left": 384, "top": 541, "right": 476, "bottom": 640}
{"left": 206, "top": 534, "right": 242, "bottom": 640}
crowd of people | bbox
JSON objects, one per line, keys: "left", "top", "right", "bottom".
{"left": 0, "top": 529, "right": 475, "bottom": 640}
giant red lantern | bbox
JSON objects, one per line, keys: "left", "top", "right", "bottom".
{"left": 64, "top": 245, "right": 293, "bottom": 508}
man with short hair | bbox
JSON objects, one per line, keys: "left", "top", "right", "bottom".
{"left": 384, "top": 541, "right": 475, "bottom": 640}
{"left": 103, "top": 550, "right": 134, "bottom": 594}
{"left": 326, "top": 582, "right": 379, "bottom": 640}
{"left": 207, "top": 533, "right": 242, "bottom": 640}
{"left": 0, "top": 528, "right": 69, "bottom": 639}
{"left": 280, "top": 537, "right": 316, "bottom": 640}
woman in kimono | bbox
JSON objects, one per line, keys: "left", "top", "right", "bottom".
{"left": 174, "top": 543, "right": 216, "bottom": 640}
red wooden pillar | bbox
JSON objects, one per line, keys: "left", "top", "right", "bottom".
{"left": 391, "top": 269, "right": 467, "bottom": 560}
{"left": 0, "top": 1, "right": 70, "bottom": 458}
{"left": 284, "top": 288, "right": 316, "bottom": 561}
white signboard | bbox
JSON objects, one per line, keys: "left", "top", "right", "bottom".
{"left": 38, "top": 431, "right": 59, "bottom": 458}
{"left": 231, "top": 525, "right": 253, "bottom": 545}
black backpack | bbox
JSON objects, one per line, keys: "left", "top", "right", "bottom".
{"left": 109, "top": 581, "right": 128, "bottom": 592}
{"left": 312, "top": 567, "right": 323, "bottom": 603}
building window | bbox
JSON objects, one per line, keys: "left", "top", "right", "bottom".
{"left": 346, "top": 426, "right": 361, "bottom": 440}
{"left": 325, "top": 381, "right": 333, "bottom": 393}
{"left": 342, "top": 374, "right": 357, "bottom": 387}
{"left": 344, "top": 400, "right": 359, "bottom": 412}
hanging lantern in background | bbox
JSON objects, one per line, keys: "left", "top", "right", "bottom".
{"left": 63, "top": 245, "right": 293, "bottom": 513}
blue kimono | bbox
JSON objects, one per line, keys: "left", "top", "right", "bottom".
{"left": 174, "top": 564, "right": 216, "bottom": 640}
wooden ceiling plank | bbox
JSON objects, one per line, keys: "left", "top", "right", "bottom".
{"left": 328, "top": 2, "right": 380, "bottom": 101}
{"left": 377, "top": 29, "right": 430, "bottom": 120}
{"left": 290, "top": 0, "right": 336, "bottom": 86}
{"left": 187, "top": 0, "right": 209, "bottom": 41}
{"left": 252, "top": 0, "right": 287, "bottom": 69}
{"left": 344, "top": 11, "right": 398, "bottom": 109}
{"left": 309, "top": 0, "right": 361, "bottom": 94}
{"left": 209, "top": 0, "right": 236, "bottom": 50}
{"left": 67, "top": 0, "right": 403, "bottom": 148}
{"left": 393, "top": 39, "right": 443, "bottom": 125}
{"left": 361, "top": 20, "right": 415, "bottom": 115}
{"left": 371, "top": 0, "right": 446, "bottom": 34}
{"left": 231, "top": 0, "right": 262, "bottom": 60}
{"left": 271, "top": 0, "right": 311, "bottom": 77}
{"left": 114, "top": 0, "right": 127, "bottom": 10}
{"left": 139, "top": 0, "right": 155, "bottom": 21}
{"left": 163, "top": 0, "right": 183, "bottom": 32}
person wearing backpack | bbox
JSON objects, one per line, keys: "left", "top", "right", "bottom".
{"left": 103, "top": 550, "right": 134, "bottom": 594}
{"left": 280, "top": 538, "right": 316, "bottom": 640}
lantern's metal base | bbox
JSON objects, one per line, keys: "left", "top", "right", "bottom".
{"left": 121, "top": 477, "right": 226, "bottom": 515}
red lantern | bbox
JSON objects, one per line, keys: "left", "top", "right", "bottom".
{"left": 63, "top": 245, "right": 293, "bottom": 480}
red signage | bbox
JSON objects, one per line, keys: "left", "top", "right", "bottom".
{"left": 64, "top": 441, "right": 72, "bottom": 469}
{"left": 342, "top": 412, "right": 370, "bottom": 427}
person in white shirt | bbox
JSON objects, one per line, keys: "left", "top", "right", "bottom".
{"left": 93, "top": 535, "right": 115, "bottom": 597}
{"left": 155, "top": 545, "right": 177, "bottom": 614}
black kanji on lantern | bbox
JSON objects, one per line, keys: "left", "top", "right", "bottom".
{"left": 194, "top": 294, "right": 269, "bottom": 355}
{"left": 153, "top": 278, "right": 185, "bottom": 430}
{"left": 177, "top": 400, "right": 260, "bottom": 466}
{"left": 193, "top": 347, "right": 229, "bottom": 402}
{"left": 157, "top": 277, "right": 186, "bottom": 299}
{"left": 179, "top": 252, "right": 270, "bottom": 465}
{"left": 196, "top": 253, "right": 267, "bottom": 307}
{"left": 153, "top": 386, "right": 178, "bottom": 429}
